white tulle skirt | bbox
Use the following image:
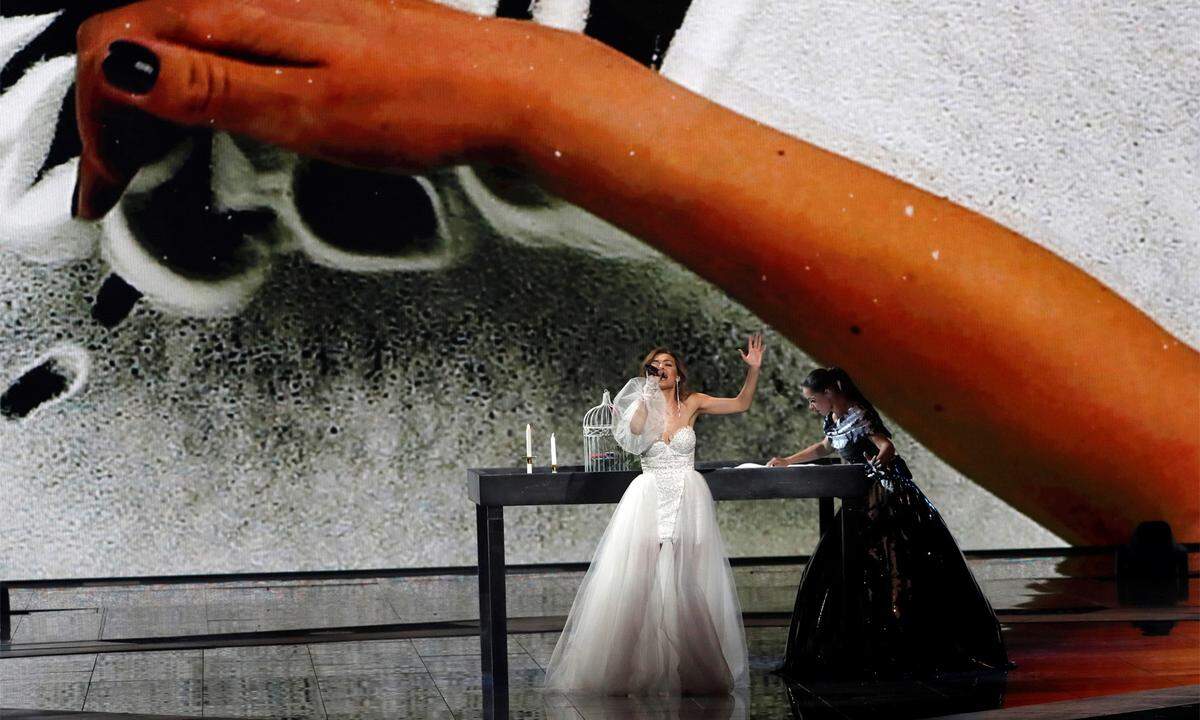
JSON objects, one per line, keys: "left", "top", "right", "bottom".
{"left": 543, "top": 469, "right": 749, "bottom": 695}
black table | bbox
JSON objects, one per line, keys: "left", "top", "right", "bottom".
{"left": 466, "top": 460, "right": 873, "bottom": 719}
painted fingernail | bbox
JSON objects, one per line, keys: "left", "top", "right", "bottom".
{"left": 70, "top": 176, "right": 80, "bottom": 218}
{"left": 92, "top": 273, "right": 143, "bottom": 329}
{"left": 102, "top": 40, "right": 159, "bottom": 95}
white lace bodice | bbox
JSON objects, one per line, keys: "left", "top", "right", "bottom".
{"left": 641, "top": 426, "right": 696, "bottom": 541}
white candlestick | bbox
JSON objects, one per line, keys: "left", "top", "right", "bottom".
{"left": 525, "top": 424, "right": 532, "bottom": 458}
{"left": 550, "top": 433, "right": 557, "bottom": 467}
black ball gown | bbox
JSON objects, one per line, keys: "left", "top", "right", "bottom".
{"left": 778, "top": 406, "right": 1009, "bottom": 680}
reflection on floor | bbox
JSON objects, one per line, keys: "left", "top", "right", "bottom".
{"left": 1, "top": 554, "right": 1197, "bottom": 718}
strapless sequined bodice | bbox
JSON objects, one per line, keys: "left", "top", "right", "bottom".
{"left": 641, "top": 426, "right": 696, "bottom": 541}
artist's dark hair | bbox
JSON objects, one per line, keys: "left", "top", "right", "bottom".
{"left": 801, "top": 367, "right": 890, "bottom": 436}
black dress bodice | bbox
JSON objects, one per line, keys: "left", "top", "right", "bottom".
{"left": 823, "top": 405, "right": 913, "bottom": 478}
{"left": 827, "top": 407, "right": 881, "bottom": 458}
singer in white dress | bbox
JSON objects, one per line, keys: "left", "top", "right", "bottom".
{"left": 544, "top": 335, "right": 765, "bottom": 695}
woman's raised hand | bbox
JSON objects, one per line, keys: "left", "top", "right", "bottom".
{"left": 739, "top": 332, "right": 765, "bottom": 368}
{"left": 72, "top": 0, "right": 552, "bottom": 219}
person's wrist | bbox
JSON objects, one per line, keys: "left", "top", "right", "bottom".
{"left": 429, "top": 18, "right": 567, "bottom": 166}
{"left": 500, "top": 30, "right": 642, "bottom": 170}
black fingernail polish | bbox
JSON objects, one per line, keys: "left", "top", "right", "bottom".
{"left": 102, "top": 40, "right": 159, "bottom": 95}
{"left": 92, "top": 273, "right": 143, "bottom": 329}
{"left": 70, "top": 176, "right": 80, "bottom": 218}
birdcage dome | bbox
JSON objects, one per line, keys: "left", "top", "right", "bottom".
{"left": 583, "top": 390, "right": 616, "bottom": 435}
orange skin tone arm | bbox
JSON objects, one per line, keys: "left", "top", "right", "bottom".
{"left": 74, "top": 0, "right": 1199, "bottom": 543}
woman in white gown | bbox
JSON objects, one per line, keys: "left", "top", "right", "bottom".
{"left": 544, "top": 335, "right": 765, "bottom": 695}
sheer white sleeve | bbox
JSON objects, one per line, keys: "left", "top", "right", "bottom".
{"left": 611, "top": 377, "right": 666, "bottom": 455}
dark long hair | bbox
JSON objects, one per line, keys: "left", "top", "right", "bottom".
{"left": 640, "top": 347, "right": 693, "bottom": 401}
{"left": 801, "top": 367, "right": 890, "bottom": 436}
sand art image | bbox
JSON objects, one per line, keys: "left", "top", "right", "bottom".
{"left": 0, "top": 1, "right": 1196, "bottom": 718}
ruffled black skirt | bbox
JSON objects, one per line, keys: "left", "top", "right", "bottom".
{"left": 778, "top": 461, "right": 1009, "bottom": 680}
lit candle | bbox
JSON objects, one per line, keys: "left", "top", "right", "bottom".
{"left": 550, "top": 433, "right": 557, "bottom": 467}
{"left": 525, "top": 424, "right": 532, "bottom": 458}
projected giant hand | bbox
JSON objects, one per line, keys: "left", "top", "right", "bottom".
{"left": 14, "top": 0, "right": 1200, "bottom": 544}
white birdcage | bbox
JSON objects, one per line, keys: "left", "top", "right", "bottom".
{"left": 583, "top": 389, "right": 629, "bottom": 472}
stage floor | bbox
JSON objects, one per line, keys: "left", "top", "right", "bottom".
{"left": 1, "top": 552, "right": 1197, "bottom": 718}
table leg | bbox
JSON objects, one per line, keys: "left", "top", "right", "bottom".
{"left": 819, "top": 497, "right": 834, "bottom": 537}
{"left": 1, "top": 583, "right": 10, "bottom": 642}
{"left": 839, "top": 498, "right": 864, "bottom": 659}
{"left": 477, "top": 504, "right": 509, "bottom": 719}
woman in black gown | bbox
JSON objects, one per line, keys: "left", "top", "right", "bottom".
{"left": 767, "top": 367, "right": 1009, "bottom": 679}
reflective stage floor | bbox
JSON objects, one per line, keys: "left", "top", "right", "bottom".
{"left": 2, "top": 553, "right": 1197, "bottom": 718}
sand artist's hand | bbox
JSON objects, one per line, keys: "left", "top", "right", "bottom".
{"left": 72, "top": 0, "right": 1198, "bottom": 543}
{"left": 72, "top": 0, "right": 557, "bottom": 220}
